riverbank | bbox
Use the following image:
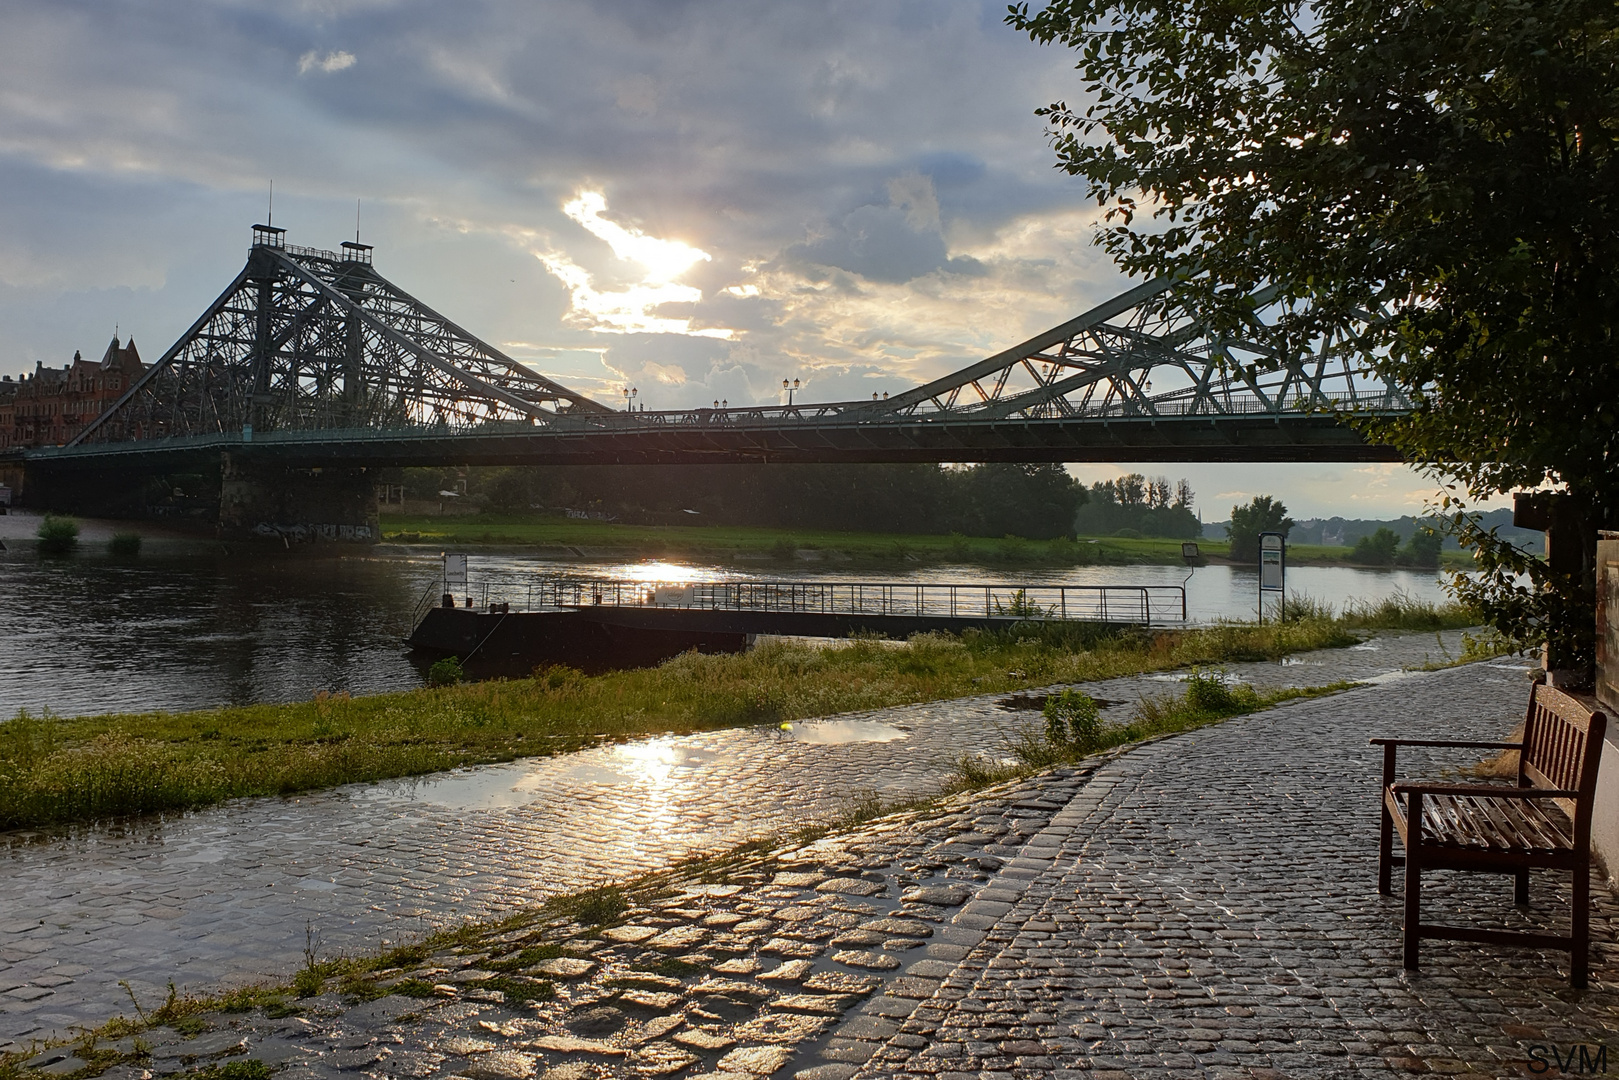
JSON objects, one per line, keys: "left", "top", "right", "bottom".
{"left": 377, "top": 513, "right": 1474, "bottom": 569}
{"left": 0, "top": 641, "right": 1525, "bottom": 1068}
{"left": 0, "top": 598, "right": 1481, "bottom": 832}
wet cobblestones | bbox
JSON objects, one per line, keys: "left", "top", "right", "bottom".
{"left": 849, "top": 660, "right": 1619, "bottom": 1079}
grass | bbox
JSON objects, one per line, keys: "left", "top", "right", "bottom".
{"left": 378, "top": 512, "right": 1476, "bottom": 569}
{"left": 0, "top": 597, "right": 1478, "bottom": 832}
{"left": 987, "top": 670, "right": 1361, "bottom": 775}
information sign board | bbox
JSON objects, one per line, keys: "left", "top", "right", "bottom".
{"left": 1256, "top": 531, "right": 1286, "bottom": 622}
{"left": 443, "top": 552, "right": 468, "bottom": 591}
{"left": 1260, "top": 534, "right": 1284, "bottom": 591}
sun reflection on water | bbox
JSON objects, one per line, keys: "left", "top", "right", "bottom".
{"left": 606, "top": 561, "right": 732, "bottom": 584}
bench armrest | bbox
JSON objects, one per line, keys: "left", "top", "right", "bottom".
{"left": 1390, "top": 781, "right": 1579, "bottom": 799}
{"left": 1370, "top": 738, "right": 1524, "bottom": 750}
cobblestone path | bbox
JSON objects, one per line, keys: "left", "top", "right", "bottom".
{"left": 0, "top": 630, "right": 1487, "bottom": 1060}
{"left": 852, "top": 660, "right": 1619, "bottom": 1079}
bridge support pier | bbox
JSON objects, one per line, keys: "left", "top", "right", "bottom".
{"left": 218, "top": 453, "right": 379, "bottom": 543}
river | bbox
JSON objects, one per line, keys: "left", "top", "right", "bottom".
{"left": 0, "top": 544, "right": 1457, "bottom": 719}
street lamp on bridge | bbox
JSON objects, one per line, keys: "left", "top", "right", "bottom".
{"left": 783, "top": 378, "right": 799, "bottom": 407}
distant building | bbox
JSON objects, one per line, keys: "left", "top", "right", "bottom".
{"left": 0, "top": 336, "right": 145, "bottom": 449}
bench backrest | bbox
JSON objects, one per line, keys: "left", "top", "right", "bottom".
{"left": 1521, "top": 682, "right": 1608, "bottom": 840}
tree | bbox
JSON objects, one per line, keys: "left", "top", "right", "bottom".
{"left": 1400, "top": 528, "right": 1444, "bottom": 569}
{"left": 1352, "top": 527, "right": 1401, "bottom": 567}
{"left": 956, "top": 463, "right": 1087, "bottom": 539}
{"left": 1009, "top": 0, "right": 1619, "bottom": 670}
{"left": 1227, "top": 496, "right": 1293, "bottom": 563}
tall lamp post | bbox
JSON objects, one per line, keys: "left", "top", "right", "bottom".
{"left": 622, "top": 386, "right": 638, "bottom": 412}
{"left": 783, "top": 378, "right": 800, "bottom": 407}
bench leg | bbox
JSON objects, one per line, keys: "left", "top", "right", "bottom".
{"left": 1378, "top": 816, "right": 1394, "bottom": 895}
{"left": 1403, "top": 791, "right": 1422, "bottom": 972}
{"left": 1403, "top": 857, "right": 1422, "bottom": 970}
{"left": 1514, "top": 868, "right": 1529, "bottom": 906}
{"left": 1378, "top": 748, "right": 1396, "bottom": 896}
{"left": 1572, "top": 863, "right": 1590, "bottom": 989}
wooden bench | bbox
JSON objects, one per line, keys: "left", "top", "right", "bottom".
{"left": 1373, "top": 681, "right": 1607, "bottom": 987}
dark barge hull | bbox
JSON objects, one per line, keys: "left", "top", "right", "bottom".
{"left": 409, "top": 606, "right": 1109, "bottom": 676}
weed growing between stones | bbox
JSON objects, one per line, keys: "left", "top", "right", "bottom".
{"left": 545, "top": 885, "right": 628, "bottom": 927}
{"left": 1043, "top": 689, "right": 1104, "bottom": 749}
{"left": 0, "top": 604, "right": 1470, "bottom": 830}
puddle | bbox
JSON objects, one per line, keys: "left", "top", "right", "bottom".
{"left": 788, "top": 719, "right": 909, "bottom": 744}
{"left": 352, "top": 737, "right": 728, "bottom": 809}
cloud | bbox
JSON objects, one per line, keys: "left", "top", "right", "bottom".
{"left": 788, "top": 172, "right": 963, "bottom": 284}
{"left": 531, "top": 190, "right": 734, "bottom": 339}
{"left": 642, "top": 362, "right": 687, "bottom": 385}
{"left": 297, "top": 50, "right": 355, "bottom": 76}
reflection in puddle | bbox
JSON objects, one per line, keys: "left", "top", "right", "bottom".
{"left": 354, "top": 737, "right": 725, "bottom": 810}
{"left": 789, "top": 720, "right": 909, "bottom": 744}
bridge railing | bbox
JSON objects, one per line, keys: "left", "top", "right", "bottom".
{"left": 35, "top": 382, "right": 1415, "bottom": 459}
{"left": 451, "top": 577, "right": 1186, "bottom": 624}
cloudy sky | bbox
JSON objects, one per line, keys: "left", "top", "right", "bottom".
{"left": 0, "top": 0, "right": 1472, "bottom": 520}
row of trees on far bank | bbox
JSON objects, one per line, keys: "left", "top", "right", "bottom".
{"left": 401, "top": 462, "right": 1089, "bottom": 540}
{"left": 1073, "top": 473, "right": 1201, "bottom": 539}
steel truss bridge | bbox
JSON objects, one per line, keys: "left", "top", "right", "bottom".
{"left": 21, "top": 226, "right": 1410, "bottom": 472}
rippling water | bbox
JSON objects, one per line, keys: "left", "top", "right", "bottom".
{"left": 0, "top": 544, "right": 1454, "bottom": 719}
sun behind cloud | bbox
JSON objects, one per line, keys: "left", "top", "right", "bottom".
{"left": 535, "top": 191, "right": 734, "bottom": 339}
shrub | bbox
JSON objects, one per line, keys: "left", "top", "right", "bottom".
{"left": 1181, "top": 669, "right": 1257, "bottom": 715}
{"left": 532, "top": 664, "right": 584, "bottom": 690}
{"left": 426, "top": 656, "right": 464, "bottom": 687}
{"left": 109, "top": 531, "right": 143, "bottom": 558}
{"left": 1043, "top": 689, "right": 1104, "bottom": 748}
{"left": 37, "top": 514, "right": 79, "bottom": 555}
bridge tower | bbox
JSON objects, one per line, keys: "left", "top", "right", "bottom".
{"left": 40, "top": 224, "right": 606, "bottom": 540}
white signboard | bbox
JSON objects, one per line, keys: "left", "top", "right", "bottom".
{"left": 443, "top": 552, "right": 468, "bottom": 590}
{"left": 655, "top": 585, "right": 693, "bottom": 607}
{"left": 1260, "top": 550, "right": 1283, "bottom": 590}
